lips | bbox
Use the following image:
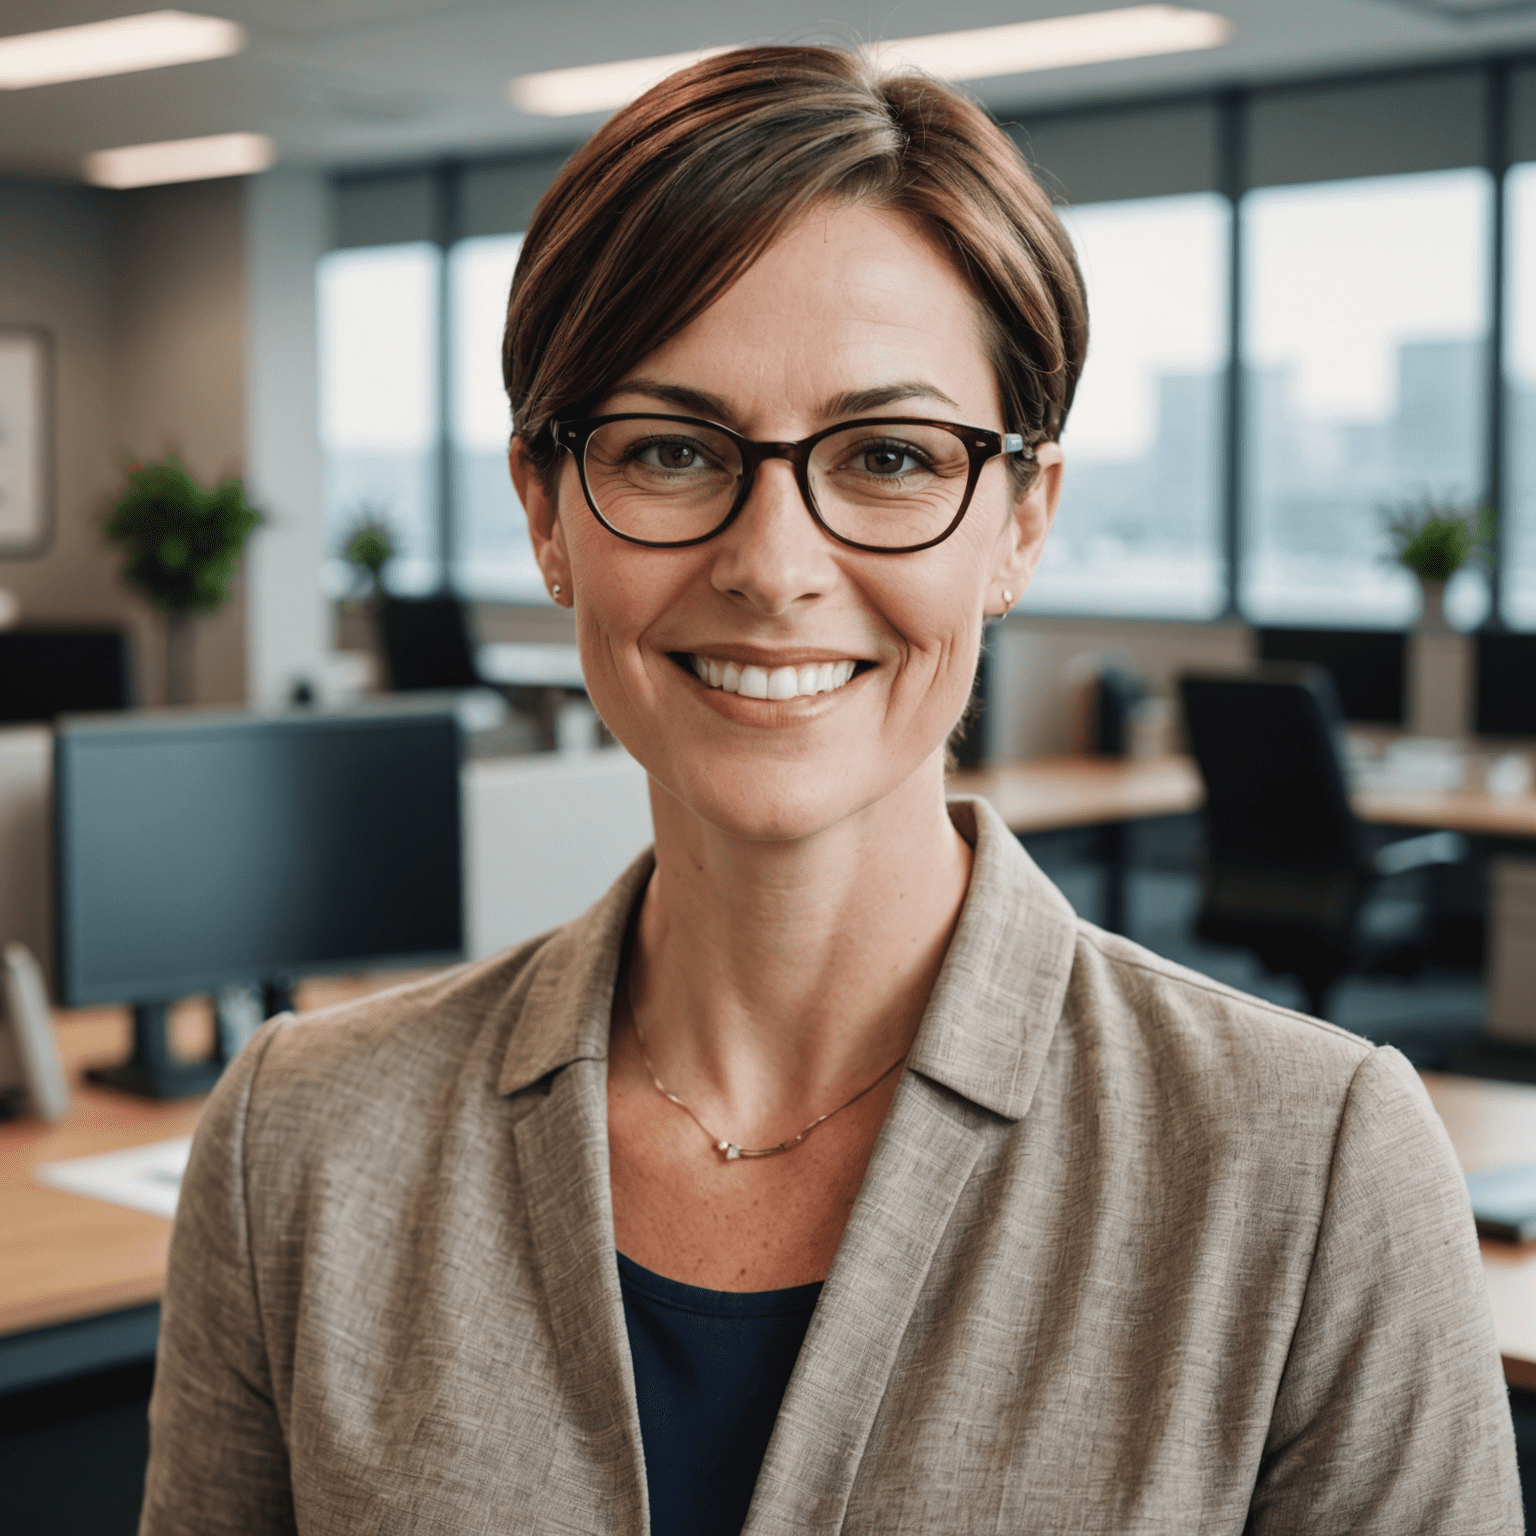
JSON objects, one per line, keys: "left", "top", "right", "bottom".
{"left": 688, "top": 654, "right": 858, "bottom": 700}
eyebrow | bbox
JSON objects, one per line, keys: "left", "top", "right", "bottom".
{"left": 604, "top": 377, "right": 964, "bottom": 428}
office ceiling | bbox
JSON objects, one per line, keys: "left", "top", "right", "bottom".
{"left": 2, "top": 0, "right": 1536, "bottom": 180}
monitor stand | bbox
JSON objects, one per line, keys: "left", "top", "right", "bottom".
{"left": 85, "top": 1001, "right": 226, "bottom": 1100}
{"left": 86, "top": 976, "right": 303, "bottom": 1100}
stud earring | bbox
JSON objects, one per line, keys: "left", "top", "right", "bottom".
{"left": 1002, "top": 589, "right": 1013, "bottom": 607}
{"left": 552, "top": 583, "right": 562, "bottom": 597}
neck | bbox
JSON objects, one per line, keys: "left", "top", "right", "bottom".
{"left": 630, "top": 753, "right": 972, "bottom": 1133}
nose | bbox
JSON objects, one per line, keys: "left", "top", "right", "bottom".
{"left": 709, "top": 456, "right": 837, "bottom": 617}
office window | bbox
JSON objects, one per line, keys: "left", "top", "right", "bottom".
{"left": 318, "top": 242, "right": 441, "bottom": 595}
{"left": 449, "top": 233, "right": 545, "bottom": 602}
{"left": 1241, "top": 169, "right": 1492, "bottom": 627}
{"left": 1024, "top": 193, "right": 1229, "bottom": 619}
{"left": 1507, "top": 162, "right": 1536, "bottom": 630}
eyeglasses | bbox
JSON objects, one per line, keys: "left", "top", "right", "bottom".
{"left": 552, "top": 413, "right": 1031, "bottom": 554}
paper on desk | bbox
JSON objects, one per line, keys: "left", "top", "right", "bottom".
{"left": 33, "top": 1135, "right": 191, "bottom": 1220}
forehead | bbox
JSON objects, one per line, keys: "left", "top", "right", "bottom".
{"left": 604, "top": 203, "right": 1000, "bottom": 427}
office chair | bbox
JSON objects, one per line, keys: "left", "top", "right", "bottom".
{"left": 378, "top": 596, "right": 581, "bottom": 750}
{"left": 0, "top": 628, "right": 132, "bottom": 724}
{"left": 377, "top": 596, "right": 483, "bottom": 692}
{"left": 1179, "top": 667, "right": 1463, "bottom": 1018}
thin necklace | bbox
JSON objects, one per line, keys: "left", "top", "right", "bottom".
{"left": 625, "top": 969, "right": 907, "bottom": 1162}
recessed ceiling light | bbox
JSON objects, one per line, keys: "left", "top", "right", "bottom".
{"left": 508, "top": 6, "right": 1232, "bottom": 118}
{"left": 869, "top": 5, "right": 1232, "bottom": 80}
{"left": 0, "top": 10, "right": 245, "bottom": 91}
{"left": 509, "top": 44, "right": 735, "bottom": 117}
{"left": 83, "top": 131, "right": 275, "bottom": 190}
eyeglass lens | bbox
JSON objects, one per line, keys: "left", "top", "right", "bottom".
{"left": 581, "top": 418, "right": 976, "bottom": 548}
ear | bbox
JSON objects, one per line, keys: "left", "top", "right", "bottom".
{"left": 988, "top": 442, "right": 1064, "bottom": 612}
{"left": 510, "top": 439, "right": 573, "bottom": 607}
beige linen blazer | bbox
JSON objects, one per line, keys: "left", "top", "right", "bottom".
{"left": 141, "top": 797, "right": 1520, "bottom": 1534}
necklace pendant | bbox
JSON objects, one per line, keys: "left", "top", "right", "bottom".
{"left": 718, "top": 1142, "right": 742, "bottom": 1161}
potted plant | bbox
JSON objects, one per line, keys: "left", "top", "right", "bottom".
{"left": 1381, "top": 495, "right": 1491, "bottom": 632}
{"left": 340, "top": 506, "right": 395, "bottom": 608}
{"left": 105, "top": 453, "right": 261, "bottom": 704}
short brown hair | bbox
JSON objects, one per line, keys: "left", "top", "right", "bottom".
{"left": 504, "top": 46, "right": 1087, "bottom": 487}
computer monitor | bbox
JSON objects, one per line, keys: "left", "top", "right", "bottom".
{"left": 1254, "top": 628, "right": 1406, "bottom": 726}
{"left": 1474, "top": 632, "right": 1536, "bottom": 738}
{"left": 54, "top": 705, "right": 464, "bottom": 1097}
{"left": 0, "top": 628, "right": 131, "bottom": 725}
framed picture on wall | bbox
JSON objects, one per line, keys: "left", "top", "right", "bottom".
{"left": 0, "top": 326, "right": 53, "bottom": 556}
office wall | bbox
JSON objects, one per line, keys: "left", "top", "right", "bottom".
{"left": 0, "top": 178, "right": 149, "bottom": 671}
{"left": 0, "top": 173, "right": 251, "bottom": 706}
{"left": 114, "top": 178, "right": 248, "bottom": 705}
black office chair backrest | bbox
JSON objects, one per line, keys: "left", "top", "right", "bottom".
{"left": 0, "top": 628, "right": 132, "bottom": 724}
{"left": 377, "top": 597, "right": 482, "bottom": 692}
{"left": 1474, "top": 631, "right": 1536, "bottom": 737}
{"left": 1179, "top": 667, "right": 1360, "bottom": 872}
{"left": 1254, "top": 627, "right": 1405, "bottom": 725}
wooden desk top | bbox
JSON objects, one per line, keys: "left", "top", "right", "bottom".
{"left": 0, "top": 1005, "right": 205, "bottom": 1334}
{"left": 948, "top": 756, "right": 1204, "bottom": 833}
{"left": 1421, "top": 1073, "right": 1536, "bottom": 1391}
{"left": 0, "top": 972, "right": 436, "bottom": 1337}
{"left": 951, "top": 754, "right": 1536, "bottom": 840}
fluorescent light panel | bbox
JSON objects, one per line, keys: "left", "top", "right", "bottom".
{"left": 0, "top": 9, "right": 244, "bottom": 90}
{"left": 83, "top": 131, "right": 274, "bottom": 189}
{"left": 508, "top": 6, "right": 1232, "bottom": 117}
{"left": 868, "top": 5, "right": 1232, "bottom": 81}
{"left": 509, "top": 44, "right": 734, "bottom": 116}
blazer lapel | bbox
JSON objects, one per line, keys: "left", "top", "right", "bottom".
{"left": 744, "top": 798, "right": 1079, "bottom": 1534}
{"left": 745, "top": 1074, "right": 993, "bottom": 1535}
{"left": 501, "top": 850, "right": 656, "bottom": 1535}
{"left": 512, "top": 1059, "right": 648, "bottom": 1533}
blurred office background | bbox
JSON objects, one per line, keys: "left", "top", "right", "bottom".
{"left": 1, "top": 0, "right": 1535, "bottom": 726}
{"left": 6, "top": 1, "right": 1536, "bottom": 1530}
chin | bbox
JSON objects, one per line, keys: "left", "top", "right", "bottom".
{"left": 646, "top": 738, "right": 939, "bottom": 847}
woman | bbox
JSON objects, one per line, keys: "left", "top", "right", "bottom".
{"left": 142, "top": 47, "right": 1518, "bottom": 1535}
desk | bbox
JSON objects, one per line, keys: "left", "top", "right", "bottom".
{"left": 949, "top": 753, "right": 1536, "bottom": 841}
{"left": 1422, "top": 1073, "right": 1536, "bottom": 1391}
{"left": 0, "top": 973, "right": 434, "bottom": 1392}
{"left": 950, "top": 751, "right": 1536, "bottom": 948}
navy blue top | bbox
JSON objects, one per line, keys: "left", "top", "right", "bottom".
{"left": 616, "top": 1251, "right": 822, "bottom": 1536}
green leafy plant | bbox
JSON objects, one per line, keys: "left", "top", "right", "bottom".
{"left": 1381, "top": 495, "right": 1492, "bottom": 583}
{"left": 104, "top": 453, "right": 261, "bottom": 614}
{"left": 341, "top": 506, "right": 396, "bottom": 601}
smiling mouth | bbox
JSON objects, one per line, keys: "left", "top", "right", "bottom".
{"left": 681, "top": 653, "right": 865, "bottom": 700}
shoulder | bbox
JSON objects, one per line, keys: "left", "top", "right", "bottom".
{"left": 1070, "top": 919, "right": 1372, "bottom": 1067}
{"left": 1057, "top": 921, "right": 1422, "bottom": 1159}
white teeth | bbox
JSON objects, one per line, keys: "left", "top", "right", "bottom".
{"left": 689, "top": 654, "right": 860, "bottom": 699}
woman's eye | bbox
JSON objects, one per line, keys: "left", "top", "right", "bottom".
{"left": 861, "top": 447, "right": 916, "bottom": 476}
{"left": 848, "top": 442, "right": 926, "bottom": 477}
{"left": 636, "top": 441, "right": 707, "bottom": 471}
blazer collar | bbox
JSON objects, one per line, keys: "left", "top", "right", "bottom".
{"left": 905, "top": 795, "right": 1079, "bottom": 1121}
{"left": 496, "top": 847, "right": 655, "bottom": 1097}
{"left": 496, "top": 794, "right": 1078, "bottom": 1121}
